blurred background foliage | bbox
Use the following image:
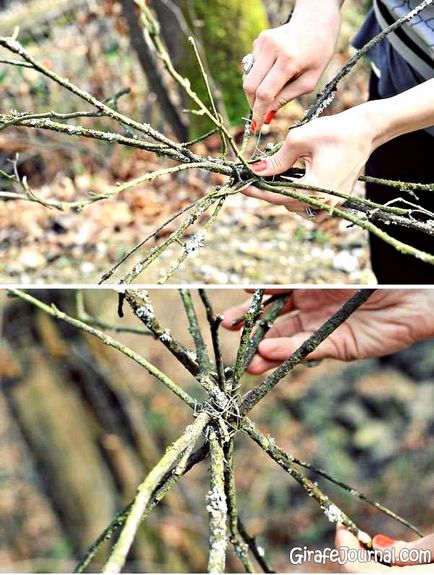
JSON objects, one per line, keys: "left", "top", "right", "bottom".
{"left": 0, "top": 289, "right": 433, "bottom": 572}
{"left": 0, "top": 0, "right": 374, "bottom": 284}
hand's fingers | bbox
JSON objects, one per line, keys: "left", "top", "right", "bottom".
{"left": 335, "top": 524, "right": 360, "bottom": 549}
{"left": 243, "top": 183, "right": 328, "bottom": 222}
{"left": 297, "top": 152, "right": 352, "bottom": 212}
{"left": 289, "top": 171, "right": 342, "bottom": 222}
{"left": 335, "top": 524, "right": 383, "bottom": 573}
{"left": 270, "top": 71, "right": 318, "bottom": 112}
{"left": 243, "top": 48, "right": 276, "bottom": 110}
{"left": 373, "top": 534, "right": 434, "bottom": 567}
{"left": 246, "top": 354, "right": 281, "bottom": 374}
{"left": 241, "top": 310, "right": 300, "bottom": 375}
{"left": 250, "top": 135, "right": 301, "bottom": 177}
{"left": 252, "top": 59, "right": 299, "bottom": 128}
{"left": 242, "top": 186, "right": 285, "bottom": 205}
{"left": 261, "top": 311, "right": 302, "bottom": 339}
{"left": 402, "top": 534, "right": 434, "bottom": 562}
{"left": 242, "top": 185, "right": 306, "bottom": 211}
{"left": 257, "top": 332, "right": 341, "bottom": 363}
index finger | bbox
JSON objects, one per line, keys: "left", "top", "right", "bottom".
{"left": 252, "top": 59, "right": 300, "bottom": 128}
{"left": 242, "top": 47, "right": 276, "bottom": 110}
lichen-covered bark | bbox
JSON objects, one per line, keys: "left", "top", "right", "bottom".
{"left": 207, "top": 430, "right": 228, "bottom": 573}
{"left": 178, "top": 0, "right": 269, "bottom": 136}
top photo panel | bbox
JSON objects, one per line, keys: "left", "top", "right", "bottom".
{"left": 1, "top": 0, "right": 433, "bottom": 286}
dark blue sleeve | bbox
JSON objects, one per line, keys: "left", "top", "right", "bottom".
{"left": 352, "top": 7, "right": 428, "bottom": 100}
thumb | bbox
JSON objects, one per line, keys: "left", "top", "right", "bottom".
{"left": 250, "top": 134, "right": 301, "bottom": 177}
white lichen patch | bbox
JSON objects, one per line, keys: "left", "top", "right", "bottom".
{"left": 209, "top": 538, "right": 227, "bottom": 561}
{"left": 135, "top": 303, "right": 154, "bottom": 321}
{"left": 206, "top": 485, "right": 227, "bottom": 515}
{"left": 186, "top": 349, "right": 197, "bottom": 362}
{"left": 185, "top": 232, "right": 205, "bottom": 255}
{"left": 324, "top": 503, "right": 343, "bottom": 523}
{"left": 67, "top": 125, "right": 82, "bottom": 135}
{"left": 159, "top": 329, "right": 172, "bottom": 343}
{"left": 184, "top": 423, "right": 196, "bottom": 435}
{"left": 6, "top": 39, "right": 25, "bottom": 55}
{"left": 266, "top": 434, "right": 276, "bottom": 447}
{"left": 313, "top": 91, "right": 336, "bottom": 118}
{"left": 206, "top": 484, "right": 228, "bottom": 557}
{"left": 209, "top": 387, "right": 228, "bottom": 409}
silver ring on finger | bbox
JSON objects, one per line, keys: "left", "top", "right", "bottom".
{"left": 241, "top": 53, "right": 255, "bottom": 75}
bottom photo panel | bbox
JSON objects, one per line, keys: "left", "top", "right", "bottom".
{"left": 1, "top": 288, "right": 433, "bottom": 573}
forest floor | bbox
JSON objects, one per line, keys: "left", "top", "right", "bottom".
{"left": 0, "top": 0, "right": 376, "bottom": 284}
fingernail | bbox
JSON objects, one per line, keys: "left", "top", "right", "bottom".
{"left": 251, "top": 160, "right": 267, "bottom": 173}
{"left": 264, "top": 110, "right": 276, "bottom": 125}
{"left": 250, "top": 120, "right": 258, "bottom": 133}
{"left": 373, "top": 534, "right": 396, "bottom": 548}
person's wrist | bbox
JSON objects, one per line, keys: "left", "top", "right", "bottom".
{"left": 361, "top": 96, "right": 417, "bottom": 150}
{"left": 294, "top": 0, "right": 342, "bottom": 12}
{"left": 289, "top": 0, "right": 341, "bottom": 64}
{"left": 356, "top": 99, "right": 393, "bottom": 151}
{"left": 293, "top": 0, "right": 341, "bottom": 29}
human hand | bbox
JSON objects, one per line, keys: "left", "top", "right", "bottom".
{"left": 244, "top": 0, "right": 341, "bottom": 130}
{"left": 335, "top": 524, "right": 434, "bottom": 572}
{"left": 245, "top": 103, "right": 378, "bottom": 220}
{"left": 222, "top": 290, "right": 434, "bottom": 374}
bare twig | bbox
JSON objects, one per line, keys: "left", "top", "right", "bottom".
{"left": 180, "top": 289, "right": 211, "bottom": 373}
{"left": 231, "top": 289, "right": 265, "bottom": 390}
{"left": 243, "top": 420, "right": 373, "bottom": 548}
{"left": 223, "top": 441, "right": 255, "bottom": 572}
{"left": 199, "top": 289, "right": 226, "bottom": 390}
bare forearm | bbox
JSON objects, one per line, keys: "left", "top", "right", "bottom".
{"left": 366, "top": 79, "right": 434, "bottom": 148}
{"left": 290, "top": 0, "right": 342, "bottom": 41}
{"left": 293, "top": 0, "right": 343, "bottom": 20}
{"left": 295, "top": 0, "right": 344, "bottom": 9}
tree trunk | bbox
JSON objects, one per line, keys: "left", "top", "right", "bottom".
{"left": 120, "top": 0, "right": 188, "bottom": 142}
{"left": 152, "top": 0, "right": 269, "bottom": 137}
